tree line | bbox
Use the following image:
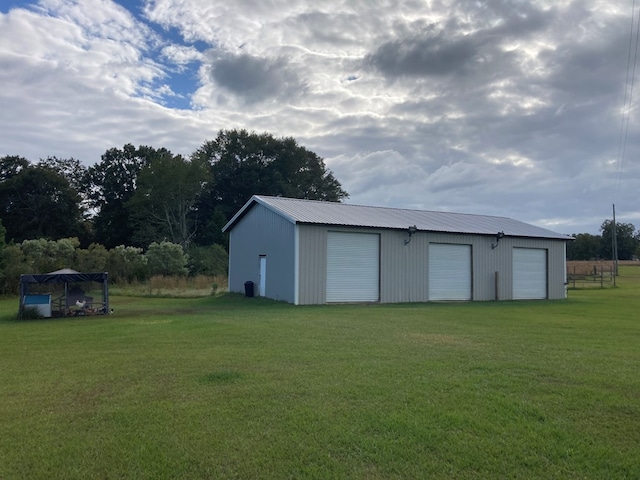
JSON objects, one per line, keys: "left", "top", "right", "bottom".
{"left": 0, "top": 129, "right": 348, "bottom": 290}
{"left": 567, "top": 220, "right": 640, "bottom": 261}
{"left": 0, "top": 237, "right": 229, "bottom": 294}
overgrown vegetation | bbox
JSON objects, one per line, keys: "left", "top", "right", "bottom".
{"left": 1, "top": 268, "right": 639, "bottom": 478}
{"left": 0, "top": 237, "right": 227, "bottom": 294}
{"left": 110, "top": 274, "right": 227, "bottom": 298}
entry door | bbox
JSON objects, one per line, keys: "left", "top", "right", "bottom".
{"left": 513, "top": 248, "right": 547, "bottom": 299}
{"left": 259, "top": 255, "right": 267, "bottom": 297}
{"left": 428, "top": 243, "right": 472, "bottom": 300}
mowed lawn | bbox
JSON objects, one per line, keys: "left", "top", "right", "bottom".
{"left": 1, "top": 269, "right": 639, "bottom": 479}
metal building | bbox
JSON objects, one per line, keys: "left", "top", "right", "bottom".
{"left": 222, "top": 195, "right": 572, "bottom": 304}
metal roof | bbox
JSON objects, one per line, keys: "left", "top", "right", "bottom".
{"left": 223, "top": 195, "right": 572, "bottom": 240}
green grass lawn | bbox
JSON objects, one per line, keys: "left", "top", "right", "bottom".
{"left": 1, "top": 269, "right": 640, "bottom": 479}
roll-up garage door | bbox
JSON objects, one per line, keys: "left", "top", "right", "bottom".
{"left": 513, "top": 248, "right": 547, "bottom": 299}
{"left": 326, "top": 232, "right": 379, "bottom": 302}
{"left": 428, "top": 243, "right": 472, "bottom": 301}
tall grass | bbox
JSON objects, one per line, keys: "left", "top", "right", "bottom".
{"left": 0, "top": 269, "right": 639, "bottom": 478}
{"left": 110, "top": 274, "right": 228, "bottom": 297}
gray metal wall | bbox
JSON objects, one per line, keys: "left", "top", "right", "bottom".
{"left": 297, "top": 224, "right": 328, "bottom": 305}
{"left": 297, "top": 225, "right": 567, "bottom": 304}
{"left": 227, "top": 204, "right": 296, "bottom": 302}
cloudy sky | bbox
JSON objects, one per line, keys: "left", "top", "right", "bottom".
{"left": 1, "top": 0, "right": 637, "bottom": 234}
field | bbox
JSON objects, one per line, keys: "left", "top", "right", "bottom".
{"left": 1, "top": 268, "right": 640, "bottom": 479}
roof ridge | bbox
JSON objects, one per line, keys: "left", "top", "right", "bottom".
{"left": 226, "top": 195, "right": 571, "bottom": 240}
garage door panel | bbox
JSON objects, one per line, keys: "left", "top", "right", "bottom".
{"left": 513, "top": 248, "right": 547, "bottom": 299}
{"left": 429, "top": 243, "right": 472, "bottom": 301}
{"left": 327, "top": 232, "right": 379, "bottom": 302}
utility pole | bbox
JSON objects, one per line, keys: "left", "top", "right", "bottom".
{"left": 612, "top": 203, "right": 618, "bottom": 285}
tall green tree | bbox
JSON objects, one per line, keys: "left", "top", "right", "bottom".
{"left": 192, "top": 129, "right": 348, "bottom": 238}
{"left": 127, "top": 152, "right": 207, "bottom": 249}
{"left": 187, "top": 244, "right": 228, "bottom": 277}
{"left": 38, "top": 156, "right": 94, "bottom": 245}
{"left": 86, "top": 145, "right": 159, "bottom": 248}
{"left": 0, "top": 155, "right": 29, "bottom": 182}
{"left": 0, "top": 161, "right": 83, "bottom": 242}
{"left": 566, "top": 233, "right": 601, "bottom": 260}
{"left": 600, "top": 220, "right": 639, "bottom": 260}
{"left": 38, "top": 157, "right": 87, "bottom": 194}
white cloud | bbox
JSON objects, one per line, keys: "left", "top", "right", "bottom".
{"left": 161, "top": 44, "right": 202, "bottom": 66}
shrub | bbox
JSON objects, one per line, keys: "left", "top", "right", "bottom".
{"left": 145, "top": 241, "right": 188, "bottom": 277}
{"left": 76, "top": 243, "right": 109, "bottom": 273}
{"left": 0, "top": 244, "right": 28, "bottom": 294}
{"left": 20, "top": 238, "right": 79, "bottom": 273}
{"left": 107, "top": 245, "right": 148, "bottom": 283}
{"left": 186, "top": 244, "right": 228, "bottom": 277}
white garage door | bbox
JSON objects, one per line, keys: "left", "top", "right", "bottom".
{"left": 429, "top": 243, "right": 472, "bottom": 301}
{"left": 513, "top": 248, "right": 547, "bottom": 299}
{"left": 326, "top": 232, "right": 379, "bottom": 302}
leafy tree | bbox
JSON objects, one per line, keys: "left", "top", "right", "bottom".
{"left": 566, "top": 233, "right": 601, "bottom": 260}
{"left": 127, "top": 152, "right": 207, "bottom": 249}
{"left": 86, "top": 145, "right": 158, "bottom": 248}
{"left": 145, "top": 241, "right": 189, "bottom": 276}
{"left": 187, "top": 244, "right": 228, "bottom": 277}
{"left": 192, "top": 129, "right": 348, "bottom": 238}
{"left": 76, "top": 243, "right": 110, "bottom": 272}
{"left": 0, "top": 163, "right": 83, "bottom": 242}
{"left": 0, "top": 155, "right": 29, "bottom": 182}
{"left": 37, "top": 157, "right": 87, "bottom": 195}
{"left": 0, "top": 244, "right": 27, "bottom": 294}
{"left": 107, "top": 245, "right": 148, "bottom": 283}
{"left": 600, "top": 220, "right": 639, "bottom": 260}
{"left": 20, "top": 238, "right": 79, "bottom": 273}
{"left": 192, "top": 206, "right": 228, "bottom": 248}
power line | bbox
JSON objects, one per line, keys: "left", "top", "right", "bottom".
{"left": 615, "top": 1, "right": 640, "bottom": 202}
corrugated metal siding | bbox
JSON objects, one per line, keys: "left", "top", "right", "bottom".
{"left": 297, "top": 225, "right": 327, "bottom": 305}
{"left": 297, "top": 225, "right": 566, "bottom": 303}
{"left": 380, "top": 230, "right": 429, "bottom": 303}
{"left": 384, "top": 233, "right": 536, "bottom": 303}
{"left": 227, "top": 204, "right": 295, "bottom": 302}
{"left": 491, "top": 237, "right": 566, "bottom": 300}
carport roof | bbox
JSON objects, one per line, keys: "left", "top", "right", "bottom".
{"left": 223, "top": 195, "right": 572, "bottom": 240}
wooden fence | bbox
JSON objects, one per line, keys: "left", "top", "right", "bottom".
{"left": 566, "top": 264, "right": 614, "bottom": 289}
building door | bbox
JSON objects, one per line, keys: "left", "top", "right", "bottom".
{"left": 259, "top": 255, "right": 267, "bottom": 297}
{"left": 513, "top": 248, "right": 547, "bottom": 299}
{"left": 428, "top": 243, "right": 472, "bottom": 300}
{"left": 326, "top": 232, "right": 380, "bottom": 302}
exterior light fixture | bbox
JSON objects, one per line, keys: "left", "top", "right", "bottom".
{"left": 404, "top": 225, "right": 418, "bottom": 245}
{"left": 491, "top": 231, "right": 505, "bottom": 249}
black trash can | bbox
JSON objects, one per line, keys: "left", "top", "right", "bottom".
{"left": 244, "top": 281, "right": 254, "bottom": 297}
